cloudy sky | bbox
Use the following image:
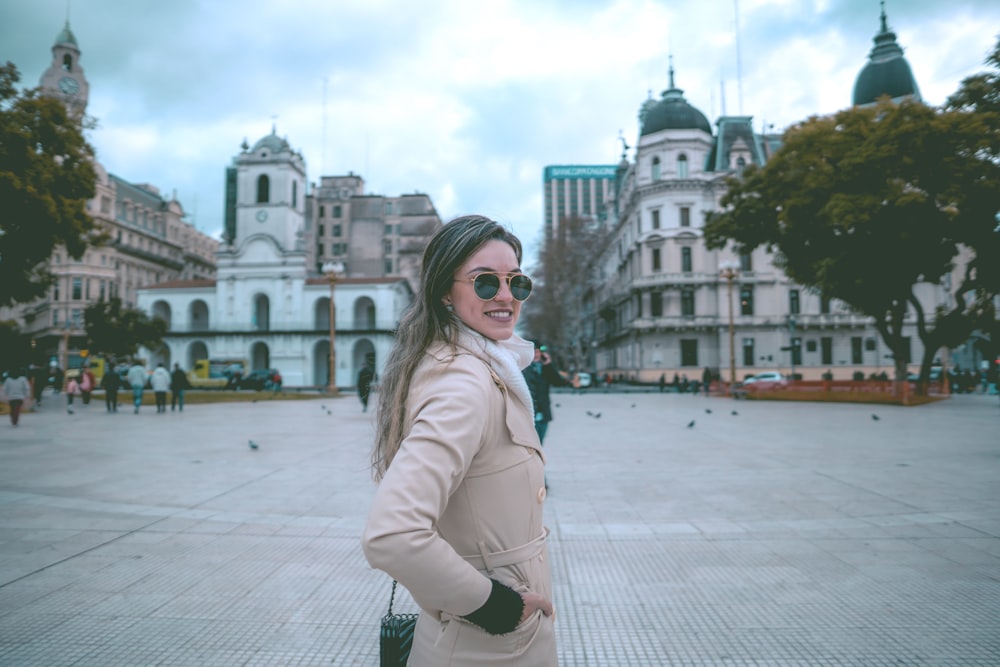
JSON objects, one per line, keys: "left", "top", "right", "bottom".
{"left": 3, "top": 0, "right": 998, "bottom": 262}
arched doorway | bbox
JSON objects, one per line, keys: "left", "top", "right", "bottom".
{"left": 353, "top": 296, "right": 376, "bottom": 329}
{"left": 190, "top": 300, "right": 210, "bottom": 332}
{"left": 187, "top": 341, "right": 209, "bottom": 370}
{"left": 315, "top": 296, "right": 331, "bottom": 329}
{"left": 250, "top": 341, "right": 270, "bottom": 371}
{"left": 152, "top": 300, "right": 172, "bottom": 330}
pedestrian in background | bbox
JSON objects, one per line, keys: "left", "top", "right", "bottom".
{"left": 357, "top": 361, "right": 374, "bottom": 412}
{"left": 3, "top": 368, "right": 31, "bottom": 426}
{"left": 65, "top": 375, "right": 81, "bottom": 414}
{"left": 102, "top": 363, "right": 121, "bottom": 412}
{"left": 127, "top": 361, "right": 147, "bottom": 414}
{"left": 170, "top": 363, "right": 191, "bottom": 412}
{"left": 79, "top": 365, "right": 96, "bottom": 405}
{"left": 523, "top": 343, "right": 567, "bottom": 446}
{"left": 151, "top": 363, "right": 171, "bottom": 413}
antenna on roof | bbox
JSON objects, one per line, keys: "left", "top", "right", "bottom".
{"left": 322, "top": 77, "right": 328, "bottom": 175}
{"left": 734, "top": 0, "right": 743, "bottom": 114}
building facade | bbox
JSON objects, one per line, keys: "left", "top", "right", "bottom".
{"left": 0, "top": 22, "right": 218, "bottom": 370}
{"left": 138, "top": 131, "right": 417, "bottom": 388}
{"left": 588, "top": 10, "right": 971, "bottom": 383}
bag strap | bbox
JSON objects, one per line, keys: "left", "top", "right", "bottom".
{"left": 387, "top": 579, "right": 399, "bottom": 615}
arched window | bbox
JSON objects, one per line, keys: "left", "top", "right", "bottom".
{"left": 651, "top": 156, "right": 661, "bottom": 181}
{"left": 253, "top": 294, "right": 270, "bottom": 331}
{"left": 62, "top": 54, "right": 72, "bottom": 71}
{"left": 677, "top": 154, "right": 688, "bottom": 179}
{"left": 292, "top": 181, "right": 298, "bottom": 207}
{"left": 256, "top": 175, "right": 270, "bottom": 203}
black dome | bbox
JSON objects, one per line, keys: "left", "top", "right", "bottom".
{"left": 852, "top": 9, "right": 921, "bottom": 106}
{"left": 640, "top": 66, "right": 712, "bottom": 136}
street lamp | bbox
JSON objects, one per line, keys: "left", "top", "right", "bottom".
{"left": 720, "top": 262, "right": 739, "bottom": 390}
{"left": 322, "top": 261, "right": 345, "bottom": 396}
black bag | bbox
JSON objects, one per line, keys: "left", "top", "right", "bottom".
{"left": 380, "top": 580, "right": 418, "bottom": 667}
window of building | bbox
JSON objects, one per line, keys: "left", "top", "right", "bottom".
{"left": 62, "top": 54, "right": 72, "bottom": 70}
{"left": 53, "top": 310, "right": 59, "bottom": 326}
{"left": 319, "top": 205, "right": 325, "bottom": 218}
{"left": 681, "top": 288, "right": 695, "bottom": 316}
{"left": 806, "top": 340, "right": 818, "bottom": 352}
{"left": 256, "top": 174, "right": 270, "bottom": 203}
{"left": 651, "top": 156, "right": 661, "bottom": 181}
{"left": 789, "top": 289, "right": 800, "bottom": 314}
{"left": 821, "top": 337, "right": 833, "bottom": 365}
{"left": 99, "top": 280, "right": 105, "bottom": 301}
{"left": 318, "top": 224, "right": 324, "bottom": 237}
{"left": 677, "top": 154, "right": 688, "bottom": 178}
{"left": 680, "top": 206, "right": 691, "bottom": 227}
{"left": 740, "top": 253, "right": 752, "bottom": 271}
{"left": 71, "top": 309, "right": 82, "bottom": 328}
{"left": 636, "top": 292, "right": 643, "bottom": 318}
{"left": 333, "top": 205, "right": 342, "bottom": 218}
{"left": 820, "top": 295, "right": 831, "bottom": 314}
{"left": 85, "top": 278, "right": 91, "bottom": 299}
{"left": 385, "top": 201, "right": 393, "bottom": 215}
{"left": 333, "top": 224, "right": 342, "bottom": 236}
{"left": 53, "top": 281, "right": 60, "bottom": 300}
{"left": 865, "top": 337, "right": 877, "bottom": 351}
{"left": 651, "top": 248, "right": 661, "bottom": 272}
{"left": 292, "top": 181, "right": 298, "bottom": 207}
{"left": 384, "top": 259, "right": 393, "bottom": 274}
{"left": 101, "top": 196, "right": 111, "bottom": 214}
{"left": 740, "top": 285, "right": 754, "bottom": 315}
{"left": 72, "top": 277, "right": 82, "bottom": 300}
{"left": 791, "top": 337, "right": 802, "bottom": 366}
{"left": 316, "top": 243, "right": 324, "bottom": 257}
{"left": 650, "top": 292, "right": 663, "bottom": 317}
{"left": 680, "top": 339, "right": 698, "bottom": 366}
{"left": 651, "top": 209, "right": 660, "bottom": 230}
{"left": 681, "top": 246, "right": 692, "bottom": 273}
{"left": 383, "top": 240, "right": 392, "bottom": 255}
{"left": 851, "top": 337, "right": 863, "bottom": 364}
{"left": 736, "top": 338, "right": 753, "bottom": 367}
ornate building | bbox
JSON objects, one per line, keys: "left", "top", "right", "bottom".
{"left": 137, "top": 131, "right": 419, "bottom": 388}
{"left": 0, "top": 22, "right": 217, "bottom": 370}
{"left": 589, "top": 8, "right": 963, "bottom": 382}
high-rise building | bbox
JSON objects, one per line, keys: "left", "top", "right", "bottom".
{"left": 542, "top": 165, "right": 616, "bottom": 239}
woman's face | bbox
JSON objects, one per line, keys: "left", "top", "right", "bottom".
{"left": 444, "top": 240, "right": 523, "bottom": 341}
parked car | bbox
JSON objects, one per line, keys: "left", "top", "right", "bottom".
{"left": 237, "top": 368, "right": 282, "bottom": 391}
{"left": 742, "top": 371, "right": 787, "bottom": 387}
{"left": 575, "top": 372, "right": 593, "bottom": 388}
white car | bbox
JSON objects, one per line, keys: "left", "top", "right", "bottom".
{"left": 742, "top": 371, "right": 787, "bottom": 386}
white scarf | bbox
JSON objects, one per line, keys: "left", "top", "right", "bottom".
{"left": 454, "top": 326, "right": 535, "bottom": 416}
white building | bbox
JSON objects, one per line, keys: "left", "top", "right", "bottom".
{"left": 137, "top": 131, "right": 413, "bottom": 388}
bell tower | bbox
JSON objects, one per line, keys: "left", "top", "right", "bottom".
{"left": 39, "top": 21, "right": 90, "bottom": 118}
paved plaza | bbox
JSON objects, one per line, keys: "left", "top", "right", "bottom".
{"left": 0, "top": 390, "right": 998, "bottom": 666}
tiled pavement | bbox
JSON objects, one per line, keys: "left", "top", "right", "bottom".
{"left": 1, "top": 390, "right": 998, "bottom": 666}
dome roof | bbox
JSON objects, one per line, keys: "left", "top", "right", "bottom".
{"left": 53, "top": 21, "right": 78, "bottom": 49}
{"left": 640, "top": 65, "right": 712, "bottom": 136}
{"left": 251, "top": 128, "right": 291, "bottom": 154}
{"left": 852, "top": 8, "right": 921, "bottom": 106}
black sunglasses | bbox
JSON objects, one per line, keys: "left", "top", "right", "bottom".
{"left": 458, "top": 272, "right": 533, "bottom": 302}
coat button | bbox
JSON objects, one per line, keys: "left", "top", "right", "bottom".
{"left": 537, "top": 486, "right": 546, "bottom": 503}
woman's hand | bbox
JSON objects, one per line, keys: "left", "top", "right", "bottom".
{"left": 519, "top": 591, "right": 554, "bottom": 624}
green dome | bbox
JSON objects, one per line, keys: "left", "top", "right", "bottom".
{"left": 852, "top": 9, "right": 921, "bottom": 106}
{"left": 252, "top": 130, "right": 291, "bottom": 154}
{"left": 640, "top": 66, "right": 711, "bottom": 136}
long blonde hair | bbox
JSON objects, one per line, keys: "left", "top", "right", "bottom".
{"left": 371, "top": 215, "right": 522, "bottom": 480}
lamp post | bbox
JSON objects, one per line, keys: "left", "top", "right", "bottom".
{"left": 720, "top": 262, "right": 739, "bottom": 390}
{"left": 322, "top": 261, "right": 345, "bottom": 396}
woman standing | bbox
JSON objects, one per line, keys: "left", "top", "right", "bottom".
{"left": 3, "top": 368, "right": 31, "bottom": 426}
{"left": 362, "top": 215, "right": 556, "bottom": 665}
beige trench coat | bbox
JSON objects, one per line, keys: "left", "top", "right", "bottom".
{"left": 363, "top": 342, "right": 557, "bottom": 666}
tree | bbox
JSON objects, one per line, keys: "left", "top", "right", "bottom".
{"left": 83, "top": 298, "right": 167, "bottom": 361}
{"left": 0, "top": 320, "right": 32, "bottom": 373}
{"left": 704, "top": 96, "right": 1000, "bottom": 386}
{"left": 520, "top": 215, "right": 609, "bottom": 371}
{"left": 0, "top": 62, "right": 98, "bottom": 307}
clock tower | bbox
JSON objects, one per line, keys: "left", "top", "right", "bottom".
{"left": 38, "top": 21, "right": 90, "bottom": 118}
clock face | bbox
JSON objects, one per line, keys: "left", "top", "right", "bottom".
{"left": 256, "top": 209, "right": 268, "bottom": 222}
{"left": 58, "top": 76, "right": 79, "bottom": 95}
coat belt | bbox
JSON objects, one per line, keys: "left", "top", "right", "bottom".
{"left": 462, "top": 528, "right": 549, "bottom": 574}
